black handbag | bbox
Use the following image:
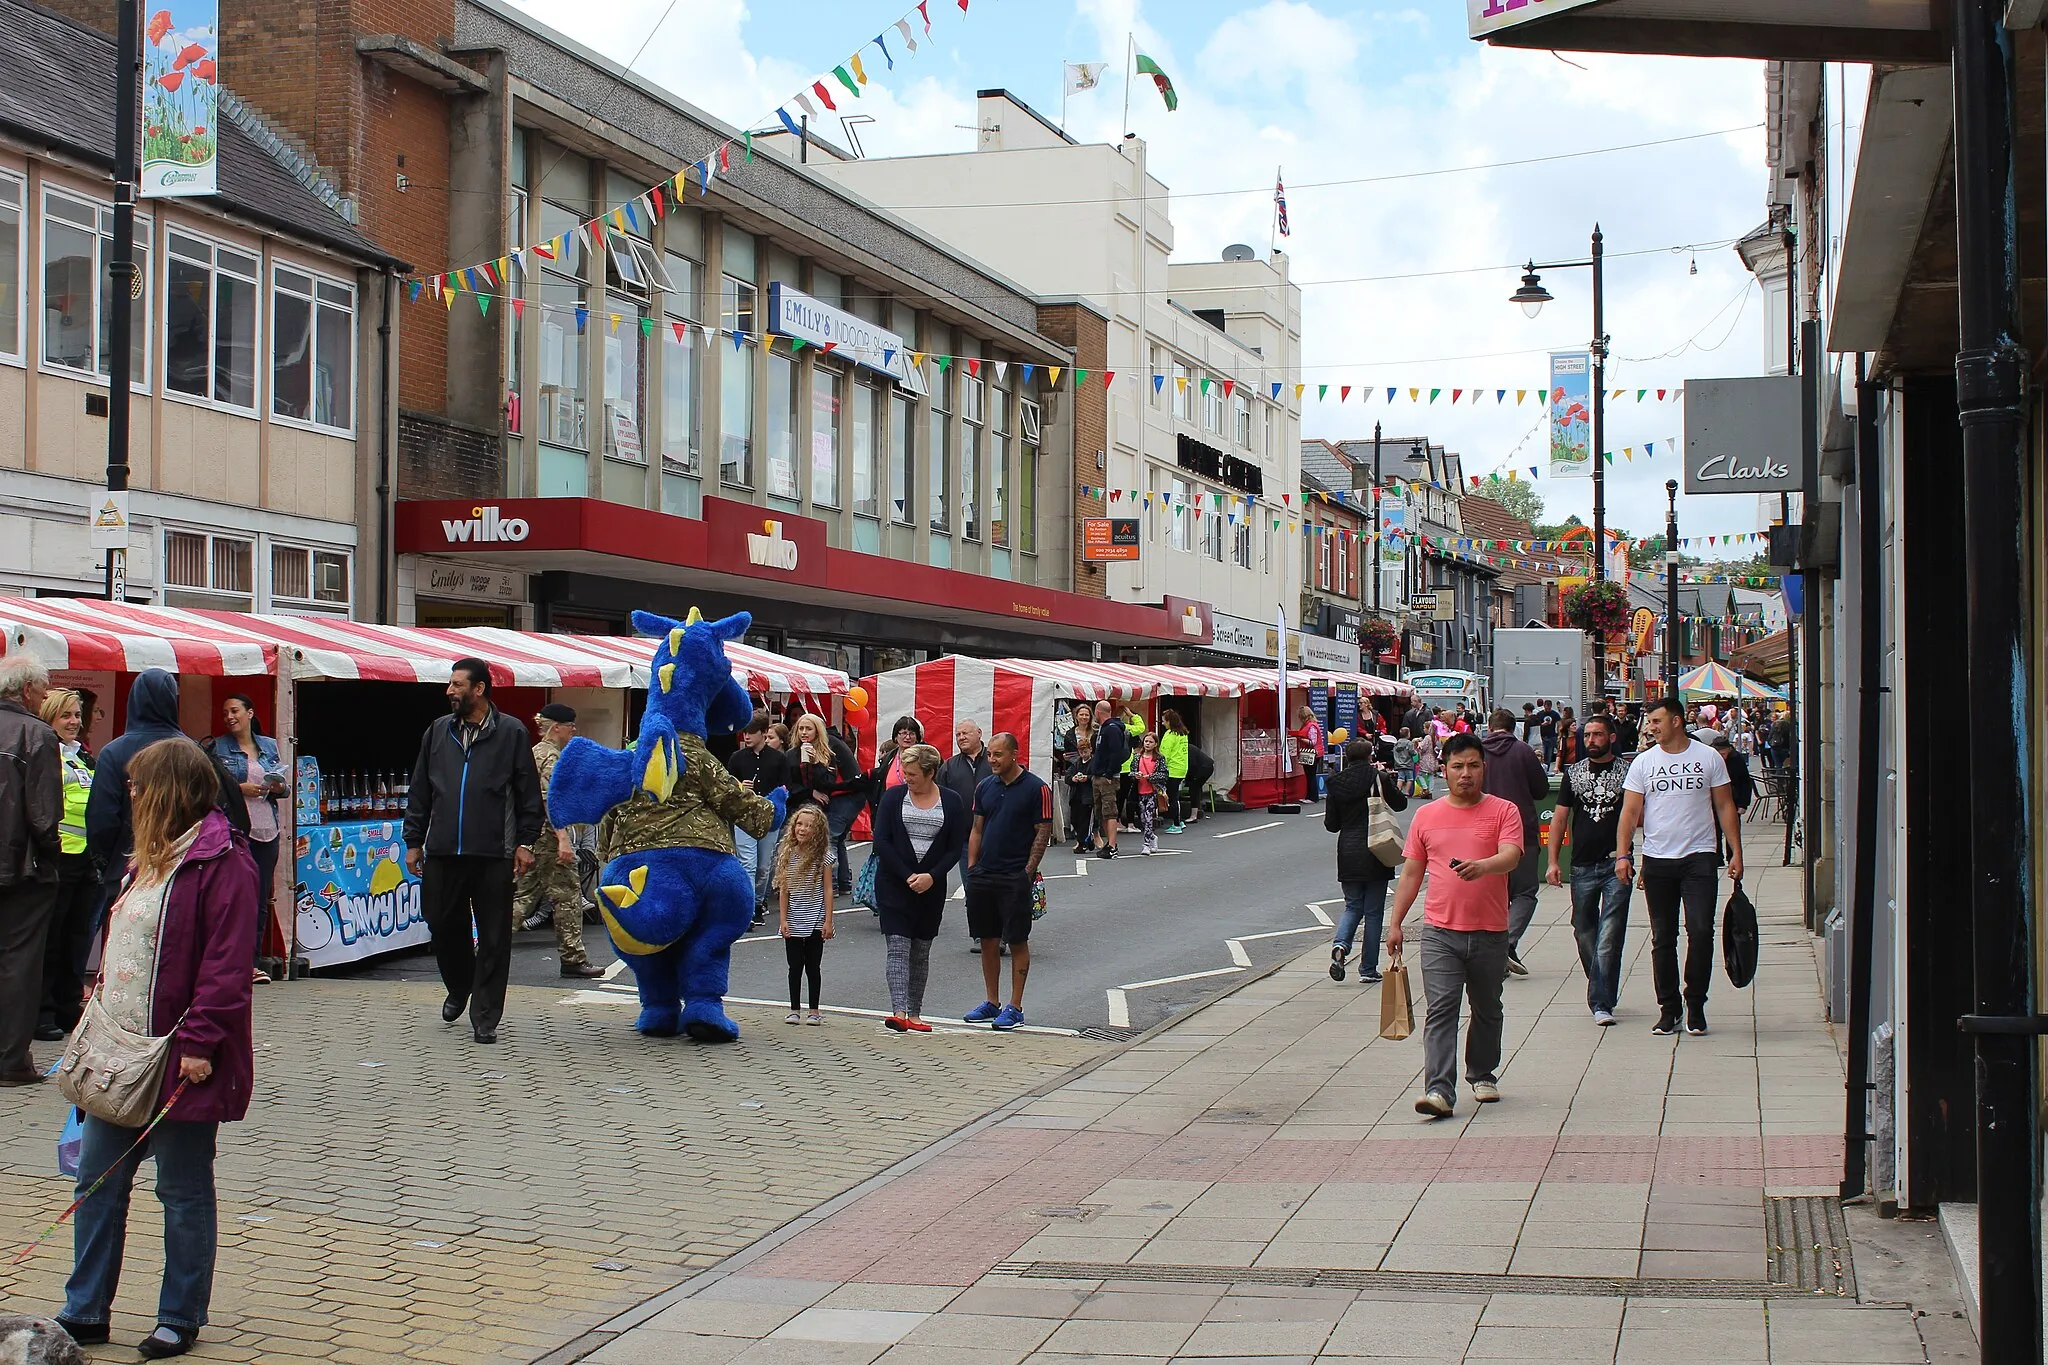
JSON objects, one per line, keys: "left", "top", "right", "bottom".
{"left": 1722, "top": 879, "right": 1759, "bottom": 988}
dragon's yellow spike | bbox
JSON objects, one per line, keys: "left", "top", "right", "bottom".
{"left": 599, "top": 902, "right": 665, "bottom": 956}
{"left": 667, "top": 628, "right": 684, "bottom": 654}
{"left": 685, "top": 606, "right": 704, "bottom": 626}
{"left": 641, "top": 738, "right": 670, "bottom": 798}
{"left": 658, "top": 663, "right": 675, "bottom": 693}
{"left": 629, "top": 864, "right": 648, "bottom": 895}
{"left": 601, "top": 882, "right": 640, "bottom": 909}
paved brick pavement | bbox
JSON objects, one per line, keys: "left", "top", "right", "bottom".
{"left": 575, "top": 862, "right": 1969, "bottom": 1364}
{"left": 0, "top": 979, "right": 1100, "bottom": 1362}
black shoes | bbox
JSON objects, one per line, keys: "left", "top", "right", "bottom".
{"left": 520, "top": 908, "right": 553, "bottom": 931}
{"left": 1687, "top": 1005, "right": 1709, "bottom": 1036}
{"left": 560, "top": 962, "right": 606, "bottom": 979}
{"left": 1329, "top": 947, "right": 1346, "bottom": 982}
{"left": 473, "top": 1027, "right": 497, "bottom": 1045}
{"left": 1652, "top": 1012, "right": 1680, "bottom": 1036}
{"left": 56, "top": 1317, "right": 109, "bottom": 1346}
{"left": 1505, "top": 950, "right": 1529, "bottom": 977}
{"left": 34, "top": 1023, "right": 68, "bottom": 1041}
{"left": 138, "top": 1325, "right": 197, "bottom": 1358}
{"left": 441, "top": 996, "right": 466, "bottom": 1023}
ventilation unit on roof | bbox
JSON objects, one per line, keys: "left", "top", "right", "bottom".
{"left": 1221, "top": 244, "right": 1257, "bottom": 262}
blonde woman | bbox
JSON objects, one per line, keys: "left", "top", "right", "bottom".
{"left": 36, "top": 688, "right": 101, "bottom": 1042}
{"left": 58, "top": 738, "right": 258, "bottom": 1358}
{"left": 868, "top": 744, "right": 968, "bottom": 1032}
{"left": 788, "top": 712, "right": 860, "bottom": 894}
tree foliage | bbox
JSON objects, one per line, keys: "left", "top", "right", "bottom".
{"left": 1467, "top": 480, "right": 1544, "bottom": 526}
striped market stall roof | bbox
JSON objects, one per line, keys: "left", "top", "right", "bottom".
{"left": 0, "top": 598, "right": 846, "bottom": 696}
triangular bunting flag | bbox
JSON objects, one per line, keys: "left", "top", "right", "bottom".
{"left": 1154, "top": 373, "right": 1166, "bottom": 395}
{"left": 1103, "top": 370, "right": 1115, "bottom": 386}
{"left": 813, "top": 81, "right": 838, "bottom": 112}
{"left": 1075, "top": 369, "right": 1089, "bottom": 387}
{"left": 1048, "top": 366, "right": 1062, "bottom": 385}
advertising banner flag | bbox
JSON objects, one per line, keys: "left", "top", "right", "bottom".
{"left": 1548, "top": 351, "right": 1592, "bottom": 479}
{"left": 141, "top": 3, "right": 219, "bottom": 198}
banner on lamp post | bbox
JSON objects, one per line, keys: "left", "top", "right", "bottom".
{"left": 141, "top": 4, "right": 219, "bottom": 199}
{"left": 1547, "top": 351, "right": 1591, "bottom": 479}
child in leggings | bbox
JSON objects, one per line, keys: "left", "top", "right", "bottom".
{"left": 775, "top": 805, "right": 834, "bottom": 1024}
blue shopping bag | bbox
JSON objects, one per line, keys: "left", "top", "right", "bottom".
{"left": 57, "top": 1104, "right": 84, "bottom": 1178}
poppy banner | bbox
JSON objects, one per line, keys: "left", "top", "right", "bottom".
{"left": 1547, "top": 350, "right": 1591, "bottom": 480}
{"left": 141, "top": 4, "right": 219, "bottom": 199}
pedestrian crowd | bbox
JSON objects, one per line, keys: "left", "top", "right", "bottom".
{"left": 1324, "top": 690, "right": 1750, "bottom": 1118}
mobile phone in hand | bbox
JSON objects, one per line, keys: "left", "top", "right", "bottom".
{"left": 1448, "top": 858, "right": 1464, "bottom": 869}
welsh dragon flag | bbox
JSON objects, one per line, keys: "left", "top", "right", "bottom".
{"left": 1135, "top": 53, "right": 1177, "bottom": 111}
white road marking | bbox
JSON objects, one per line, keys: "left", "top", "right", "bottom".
{"left": 1105, "top": 988, "right": 1130, "bottom": 1029}
{"left": 1119, "top": 965, "right": 1244, "bottom": 991}
{"left": 1306, "top": 903, "right": 1335, "bottom": 926}
{"left": 1227, "top": 940, "right": 1252, "bottom": 967}
{"left": 1213, "top": 820, "right": 1284, "bottom": 839}
{"left": 601, "top": 959, "right": 628, "bottom": 981}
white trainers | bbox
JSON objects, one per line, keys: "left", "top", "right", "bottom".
{"left": 784, "top": 1011, "right": 802, "bottom": 1024}
{"left": 1593, "top": 1010, "right": 1617, "bottom": 1027}
{"left": 1471, "top": 1081, "right": 1501, "bottom": 1103}
{"left": 805, "top": 1012, "right": 824, "bottom": 1026}
{"left": 1413, "top": 1091, "right": 1454, "bottom": 1118}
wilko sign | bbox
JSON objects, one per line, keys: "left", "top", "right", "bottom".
{"left": 439, "top": 505, "right": 530, "bottom": 543}
{"left": 746, "top": 520, "right": 800, "bottom": 571}
{"left": 1467, "top": 0, "right": 1601, "bottom": 38}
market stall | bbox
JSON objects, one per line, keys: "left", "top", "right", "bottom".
{"left": 0, "top": 598, "right": 846, "bottom": 972}
{"left": 855, "top": 656, "right": 1410, "bottom": 810}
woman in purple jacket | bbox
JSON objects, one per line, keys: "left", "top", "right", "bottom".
{"left": 57, "top": 737, "right": 257, "bottom": 1359}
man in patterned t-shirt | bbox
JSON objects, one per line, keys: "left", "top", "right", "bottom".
{"left": 1547, "top": 714, "right": 1631, "bottom": 1026}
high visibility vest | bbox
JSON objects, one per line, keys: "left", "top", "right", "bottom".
{"left": 59, "top": 749, "right": 92, "bottom": 856}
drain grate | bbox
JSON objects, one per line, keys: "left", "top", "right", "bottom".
{"left": 1767, "top": 1195, "right": 1856, "bottom": 1297}
{"left": 993, "top": 1260, "right": 1850, "bottom": 1301}
{"left": 1079, "top": 1026, "right": 1142, "bottom": 1042}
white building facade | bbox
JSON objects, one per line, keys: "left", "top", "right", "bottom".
{"left": 812, "top": 91, "right": 1304, "bottom": 625}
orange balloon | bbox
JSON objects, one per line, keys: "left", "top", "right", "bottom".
{"left": 846, "top": 685, "right": 870, "bottom": 710}
{"left": 844, "top": 706, "right": 869, "bottom": 725}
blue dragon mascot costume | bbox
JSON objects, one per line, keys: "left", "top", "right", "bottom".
{"left": 547, "top": 607, "right": 786, "bottom": 1042}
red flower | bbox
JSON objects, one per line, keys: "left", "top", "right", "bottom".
{"left": 191, "top": 125, "right": 206, "bottom": 137}
{"left": 146, "top": 10, "right": 173, "bottom": 44}
{"left": 179, "top": 134, "right": 191, "bottom": 142}
{"left": 172, "top": 42, "right": 206, "bottom": 71}
{"left": 146, "top": 124, "right": 161, "bottom": 136}
{"left": 192, "top": 58, "right": 215, "bottom": 82}
{"left": 156, "top": 70, "right": 184, "bottom": 91}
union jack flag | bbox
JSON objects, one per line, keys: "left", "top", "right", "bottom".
{"left": 1274, "top": 175, "right": 1290, "bottom": 237}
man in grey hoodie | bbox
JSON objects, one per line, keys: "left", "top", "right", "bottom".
{"left": 1480, "top": 709, "right": 1551, "bottom": 976}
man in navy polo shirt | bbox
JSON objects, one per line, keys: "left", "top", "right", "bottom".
{"left": 962, "top": 732, "right": 1054, "bottom": 1031}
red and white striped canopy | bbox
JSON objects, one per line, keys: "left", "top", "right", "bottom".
{"left": 0, "top": 598, "right": 846, "bottom": 696}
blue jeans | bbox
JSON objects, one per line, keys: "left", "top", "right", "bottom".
{"left": 64, "top": 1117, "right": 220, "bottom": 1332}
{"left": 734, "top": 827, "right": 780, "bottom": 909}
{"left": 1335, "top": 879, "right": 1389, "bottom": 977}
{"left": 1570, "top": 857, "right": 1632, "bottom": 1014}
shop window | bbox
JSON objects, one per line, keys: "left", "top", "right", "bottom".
{"left": 1018, "top": 398, "right": 1039, "bottom": 554}
{"left": 811, "top": 360, "right": 842, "bottom": 508}
{"left": 767, "top": 349, "right": 798, "bottom": 501}
{"left": 0, "top": 174, "right": 20, "bottom": 362}
{"left": 270, "top": 543, "right": 350, "bottom": 610}
{"left": 720, "top": 273, "right": 756, "bottom": 487}
{"left": 604, "top": 227, "right": 671, "bottom": 299}
{"left": 41, "top": 190, "right": 149, "bottom": 382}
{"left": 272, "top": 265, "right": 354, "bottom": 432}
{"left": 603, "top": 294, "right": 647, "bottom": 468}
{"left": 164, "top": 529, "right": 252, "bottom": 609}
{"left": 852, "top": 378, "right": 880, "bottom": 517}
{"left": 165, "top": 229, "right": 257, "bottom": 410}
{"left": 889, "top": 390, "right": 913, "bottom": 524}
{"left": 928, "top": 364, "right": 951, "bottom": 533}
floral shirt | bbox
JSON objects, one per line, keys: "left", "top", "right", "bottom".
{"left": 100, "top": 826, "right": 203, "bottom": 1034}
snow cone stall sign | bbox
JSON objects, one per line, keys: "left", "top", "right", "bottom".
{"left": 293, "top": 814, "right": 426, "bottom": 969}
{"left": 141, "top": 4, "right": 219, "bottom": 199}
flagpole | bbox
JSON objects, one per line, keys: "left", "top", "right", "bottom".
{"left": 1269, "top": 163, "right": 1280, "bottom": 254}
{"left": 1061, "top": 62, "right": 1069, "bottom": 131}
{"left": 1121, "top": 33, "right": 1134, "bottom": 140}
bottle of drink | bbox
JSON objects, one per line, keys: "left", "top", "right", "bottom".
{"left": 348, "top": 772, "right": 363, "bottom": 819}
{"left": 394, "top": 769, "right": 409, "bottom": 813}
{"left": 318, "top": 775, "right": 331, "bottom": 821}
{"left": 375, "top": 772, "right": 389, "bottom": 818}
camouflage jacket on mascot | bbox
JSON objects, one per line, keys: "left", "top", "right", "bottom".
{"left": 547, "top": 608, "right": 786, "bottom": 1041}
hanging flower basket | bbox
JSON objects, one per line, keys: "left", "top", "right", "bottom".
{"left": 1359, "top": 617, "right": 1399, "bottom": 655}
{"left": 1562, "top": 580, "right": 1630, "bottom": 639}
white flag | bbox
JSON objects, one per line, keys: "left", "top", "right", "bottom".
{"left": 1064, "top": 61, "right": 1109, "bottom": 95}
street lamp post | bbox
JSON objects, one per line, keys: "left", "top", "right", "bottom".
{"left": 1512, "top": 226, "right": 1609, "bottom": 699}
{"left": 1664, "top": 480, "right": 1680, "bottom": 692}
{"left": 1371, "top": 423, "right": 1383, "bottom": 616}
{"left": 103, "top": 0, "right": 141, "bottom": 602}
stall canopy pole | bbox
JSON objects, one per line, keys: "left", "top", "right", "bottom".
{"left": 275, "top": 662, "right": 297, "bottom": 975}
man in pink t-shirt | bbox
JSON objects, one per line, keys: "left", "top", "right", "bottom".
{"left": 1385, "top": 733, "right": 1524, "bottom": 1118}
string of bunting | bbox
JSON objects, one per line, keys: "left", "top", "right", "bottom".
{"left": 403, "top": 0, "right": 977, "bottom": 298}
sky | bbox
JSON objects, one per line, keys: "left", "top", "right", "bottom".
{"left": 503, "top": 0, "right": 1776, "bottom": 548}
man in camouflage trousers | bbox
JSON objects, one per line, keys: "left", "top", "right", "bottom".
{"left": 515, "top": 703, "right": 606, "bottom": 979}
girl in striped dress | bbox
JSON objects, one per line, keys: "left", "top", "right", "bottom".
{"left": 774, "top": 805, "right": 834, "bottom": 1024}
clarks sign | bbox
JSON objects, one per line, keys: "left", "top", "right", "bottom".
{"left": 1467, "top": 0, "right": 1601, "bottom": 38}
{"left": 1683, "top": 376, "right": 1810, "bottom": 496}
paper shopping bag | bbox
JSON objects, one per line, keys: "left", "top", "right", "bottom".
{"left": 1379, "top": 953, "right": 1414, "bottom": 1041}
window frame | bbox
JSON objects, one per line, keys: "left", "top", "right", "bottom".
{"left": 1171, "top": 361, "right": 1191, "bottom": 420}
{"left": 1234, "top": 393, "right": 1252, "bottom": 448}
{"left": 719, "top": 272, "right": 758, "bottom": 489}
{"left": 40, "top": 187, "right": 151, "bottom": 387}
{"left": 269, "top": 262, "right": 356, "bottom": 436}
{"left": 0, "top": 170, "right": 23, "bottom": 365}
{"left": 163, "top": 225, "right": 261, "bottom": 414}
{"left": 162, "top": 526, "right": 255, "bottom": 607}
{"left": 1202, "top": 378, "right": 1224, "bottom": 433}
{"left": 268, "top": 540, "right": 352, "bottom": 611}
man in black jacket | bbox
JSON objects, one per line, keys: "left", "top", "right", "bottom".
{"left": 1087, "top": 701, "right": 1132, "bottom": 858}
{"left": 403, "top": 658, "right": 542, "bottom": 1044}
{"left": 0, "top": 654, "right": 60, "bottom": 1085}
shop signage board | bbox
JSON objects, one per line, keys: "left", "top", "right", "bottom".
{"left": 1467, "top": 0, "right": 1601, "bottom": 38}
{"left": 1683, "top": 376, "right": 1809, "bottom": 495}
{"left": 766, "top": 283, "right": 915, "bottom": 386}
{"left": 1210, "top": 610, "right": 1359, "bottom": 672}
{"left": 1331, "top": 680, "right": 1360, "bottom": 746}
{"left": 1405, "top": 631, "right": 1436, "bottom": 664}
{"left": 88, "top": 489, "right": 131, "bottom": 550}
{"left": 1081, "top": 517, "right": 1141, "bottom": 561}
{"left": 1548, "top": 351, "right": 1592, "bottom": 479}
{"left": 1301, "top": 631, "right": 1362, "bottom": 673}
{"left": 140, "top": 2, "right": 220, "bottom": 198}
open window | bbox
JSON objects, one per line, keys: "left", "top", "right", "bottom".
{"left": 604, "top": 228, "right": 672, "bottom": 298}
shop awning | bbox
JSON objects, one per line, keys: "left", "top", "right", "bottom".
{"left": 0, "top": 598, "right": 847, "bottom": 695}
